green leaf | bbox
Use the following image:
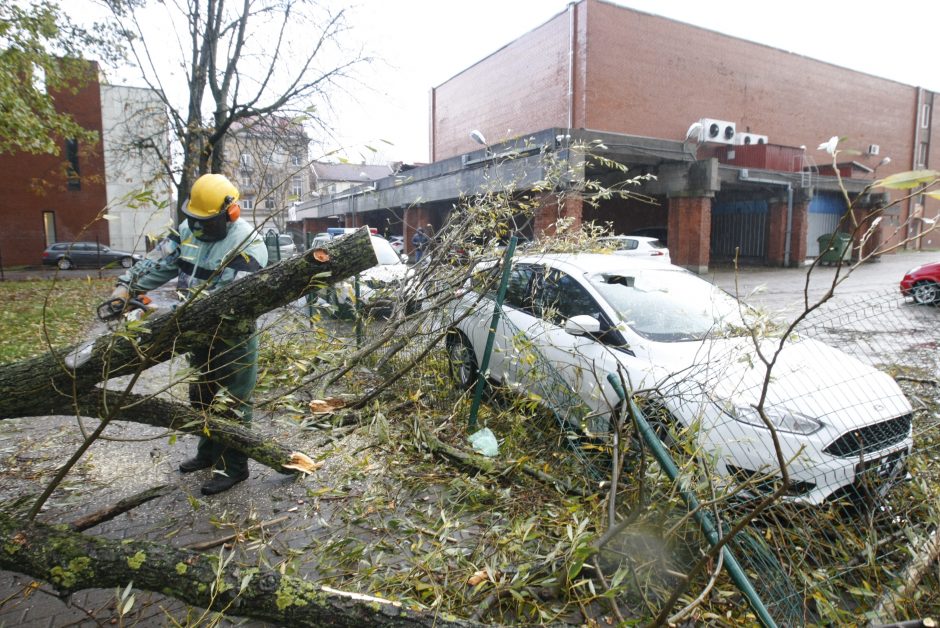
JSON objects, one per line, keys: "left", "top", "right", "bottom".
{"left": 874, "top": 169, "right": 940, "bottom": 189}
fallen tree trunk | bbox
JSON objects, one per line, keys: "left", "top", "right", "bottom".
{"left": 0, "top": 227, "right": 377, "bottom": 420}
{"left": 0, "top": 513, "right": 479, "bottom": 627}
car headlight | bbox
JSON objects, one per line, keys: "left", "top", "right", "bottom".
{"left": 720, "top": 402, "right": 822, "bottom": 435}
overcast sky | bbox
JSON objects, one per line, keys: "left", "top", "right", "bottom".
{"left": 332, "top": 0, "right": 939, "bottom": 165}
{"left": 83, "top": 0, "right": 939, "bottom": 166}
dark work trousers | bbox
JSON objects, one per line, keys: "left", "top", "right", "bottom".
{"left": 188, "top": 332, "right": 259, "bottom": 476}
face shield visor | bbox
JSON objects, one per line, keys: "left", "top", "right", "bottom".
{"left": 187, "top": 211, "right": 230, "bottom": 242}
{"left": 182, "top": 192, "right": 235, "bottom": 242}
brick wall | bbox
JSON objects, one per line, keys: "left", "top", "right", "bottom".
{"left": 0, "top": 60, "right": 107, "bottom": 267}
{"left": 431, "top": 4, "right": 578, "bottom": 160}
{"left": 534, "top": 192, "right": 584, "bottom": 237}
{"left": 430, "top": 0, "right": 938, "bottom": 257}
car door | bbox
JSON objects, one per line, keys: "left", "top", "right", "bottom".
{"left": 71, "top": 242, "right": 94, "bottom": 266}
{"left": 463, "top": 263, "right": 539, "bottom": 385}
{"left": 526, "top": 267, "right": 628, "bottom": 428}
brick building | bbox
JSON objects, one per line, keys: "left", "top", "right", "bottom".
{"left": 0, "top": 60, "right": 109, "bottom": 267}
{"left": 295, "top": 0, "right": 938, "bottom": 271}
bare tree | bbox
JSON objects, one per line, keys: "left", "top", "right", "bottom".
{"left": 101, "top": 0, "right": 369, "bottom": 220}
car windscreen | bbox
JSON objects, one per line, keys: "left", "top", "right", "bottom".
{"left": 587, "top": 268, "right": 750, "bottom": 342}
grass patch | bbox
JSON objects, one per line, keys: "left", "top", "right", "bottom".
{"left": 0, "top": 277, "right": 112, "bottom": 363}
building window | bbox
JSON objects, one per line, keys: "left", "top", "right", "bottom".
{"left": 264, "top": 174, "right": 274, "bottom": 187}
{"left": 291, "top": 154, "right": 303, "bottom": 167}
{"left": 264, "top": 198, "right": 276, "bottom": 210}
{"left": 918, "top": 142, "right": 928, "bottom": 167}
{"left": 922, "top": 104, "right": 931, "bottom": 129}
{"left": 43, "top": 211, "right": 56, "bottom": 246}
{"left": 240, "top": 153, "right": 253, "bottom": 168}
{"left": 239, "top": 169, "right": 252, "bottom": 186}
{"left": 65, "top": 139, "right": 80, "bottom": 190}
{"left": 241, "top": 198, "right": 254, "bottom": 210}
{"left": 291, "top": 175, "right": 302, "bottom": 196}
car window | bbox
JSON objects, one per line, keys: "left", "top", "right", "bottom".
{"left": 278, "top": 235, "right": 293, "bottom": 246}
{"left": 536, "top": 268, "right": 601, "bottom": 325}
{"left": 503, "top": 264, "right": 536, "bottom": 312}
{"left": 600, "top": 238, "right": 638, "bottom": 251}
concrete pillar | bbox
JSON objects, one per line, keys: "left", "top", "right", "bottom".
{"left": 667, "top": 196, "right": 711, "bottom": 274}
{"left": 534, "top": 192, "right": 583, "bottom": 238}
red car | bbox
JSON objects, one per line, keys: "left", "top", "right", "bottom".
{"left": 900, "top": 261, "right": 940, "bottom": 305}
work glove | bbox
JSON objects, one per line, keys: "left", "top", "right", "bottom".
{"left": 97, "top": 284, "right": 131, "bottom": 321}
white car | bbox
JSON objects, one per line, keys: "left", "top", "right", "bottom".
{"left": 324, "top": 235, "right": 413, "bottom": 317}
{"left": 445, "top": 253, "right": 912, "bottom": 505}
{"left": 597, "top": 235, "right": 670, "bottom": 263}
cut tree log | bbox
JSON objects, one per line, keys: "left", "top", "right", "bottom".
{"left": 0, "top": 227, "right": 377, "bottom": 420}
{"left": 0, "top": 512, "right": 480, "bottom": 627}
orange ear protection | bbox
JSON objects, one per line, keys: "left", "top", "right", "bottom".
{"left": 223, "top": 196, "right": 241, "bottom": 221}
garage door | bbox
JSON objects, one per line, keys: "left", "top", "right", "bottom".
{"left": 711, "top": 199, "right": 768, "bottom": 261}
{"left": 806, "top": 193, "right": 846, "bottom": 258}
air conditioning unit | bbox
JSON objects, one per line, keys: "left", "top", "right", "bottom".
{"left": 734, "top": 133, "right": 768, "bottom": 146}
{"left": 699, "top": 118, "right": 736, "bottom": 144}
{"left": 867, "top": 144, "right": 880, "bottom": 156}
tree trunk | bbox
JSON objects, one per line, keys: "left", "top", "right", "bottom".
{"left": 0, "top": 228, "right": 376, "bottom": 420}
{"left": 0, "top": 513, "right": 479, "bottom": 627}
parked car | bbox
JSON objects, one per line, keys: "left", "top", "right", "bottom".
{"left": 900, "top": 261, "right": 940, "bottom": 305}
{"left": 320, "top": 234, "right": 414, "bottom": 317}
{"left": 42, "top": 242, "right": 143, "bottom": 270}
{"left": 264, "top": 231, "right": 296, "bottom": 263}
{"left": 445, "top": 253, "right": 913, "bottom": 505}
{"left": 597, "top": 235, "right": 671, "bottom": 263}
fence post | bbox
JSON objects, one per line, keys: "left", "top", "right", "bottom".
{"left": 468, "top": 237, "right": 517, "bottom": 432}
{"left": 606, "top": 373, "right": 777, "bottom": 628}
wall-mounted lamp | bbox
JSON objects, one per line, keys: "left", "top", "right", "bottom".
{"left": 469, "top": 129, "right": 488, "bottom": 146}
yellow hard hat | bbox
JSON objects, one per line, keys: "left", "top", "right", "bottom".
{"left": 184, "top": 174, "right": 239, "bottom": 218}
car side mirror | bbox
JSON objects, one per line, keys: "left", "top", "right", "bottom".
{"left": 564, "top": 314, "right": 601, "bottom": 336}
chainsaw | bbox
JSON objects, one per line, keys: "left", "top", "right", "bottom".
{"left": 65, "top": 295, "right": 155, "bottom": 370}
{"left": 96, "top": 295, "right": 153, "bottom": 323}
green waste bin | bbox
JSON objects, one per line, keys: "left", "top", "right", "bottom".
{"left": 817, "top": 232, "right": 852, "bottom": 265}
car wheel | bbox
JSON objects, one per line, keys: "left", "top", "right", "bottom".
{"left": 634, "top": 395, "right": 683, "bottom": 452}
{"left": 446, "top": 330, "right": 478, "bottom": 390}
{"left": 912, "top": 281, "right": 939, "bottom": 305}
{"left": 120, "top": 256, "right": 134, "bottom": 268}
{"left": 57, "top": 257, "right": 72, "bottom": 270}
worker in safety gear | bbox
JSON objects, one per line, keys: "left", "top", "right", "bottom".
{"left": 102, "top": 173, "right": 268, "bottom": 495}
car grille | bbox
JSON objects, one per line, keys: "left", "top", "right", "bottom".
{"left": 824, "top": 414, "right": 912, "bottom": 458}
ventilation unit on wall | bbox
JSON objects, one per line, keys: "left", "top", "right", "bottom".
{"left": 698, "top": 118, "right": 736, "bottom": 144}
{"left": 867, "top": 144, "right": 880, "bottom": 156}
{"left": 734, "top": 133, "right": 768, "bottom": 146}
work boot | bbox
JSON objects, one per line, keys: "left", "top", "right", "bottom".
{"left": 200, "top": 470, "right": 249, "bottom": 496}
{"left": 179, "top": 457, "right": 214, "bottom": 473}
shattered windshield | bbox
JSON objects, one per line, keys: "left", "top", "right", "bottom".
{"left": 587, "top": 268, "right": 751, "bottom": 342}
